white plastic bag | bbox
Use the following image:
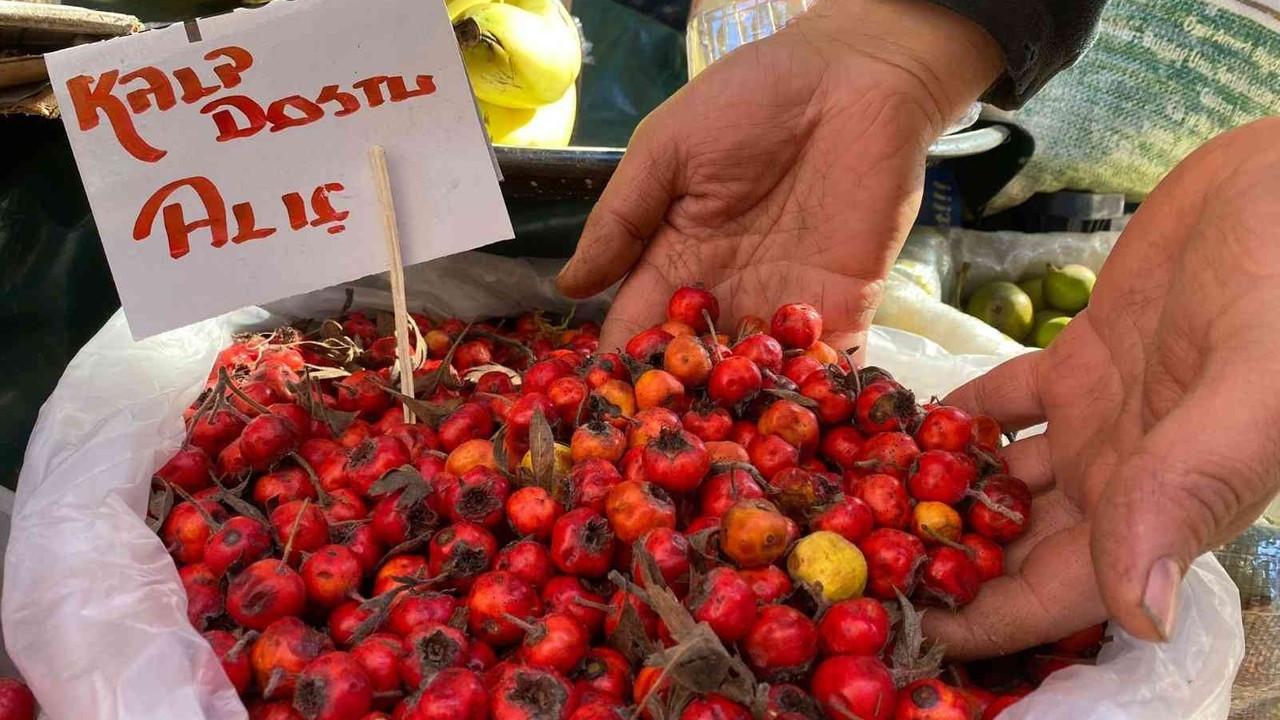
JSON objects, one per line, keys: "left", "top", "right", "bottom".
{"left": 4, "top": 254, "right": 1243, "bottom": 720}
{"left": 950, "top": 229, "right": 1120, "bottom": 297}
{"left": 873, "top": 228, "right": 1120, "bottom": 355}
{"left": 873, "top": 276, "right": 1027, "bottom": 357}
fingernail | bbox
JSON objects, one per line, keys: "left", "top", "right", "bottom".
{"left": 555, "top": 259, "right": 574, "bottom": 284}
{"left": 1142, "top": 556, "right": 1183, "bottom": 642}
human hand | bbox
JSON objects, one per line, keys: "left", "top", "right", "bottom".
{"left": 924, "top": 118, "right": 1280, "bottom": 658}
{"left": 555, "top": 0, "right": 1002, "bottom": 353}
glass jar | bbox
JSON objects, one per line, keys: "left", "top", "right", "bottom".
{"left": 686, "top": 0, "right": 813, "bottom": 79}
{"left": 685, "top": 0, "right": 982, "bottom": 134}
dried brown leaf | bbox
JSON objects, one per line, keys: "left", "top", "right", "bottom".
{"left": 397, "top": 480, "right": 433, "bottom": 512}
{"left": 288, "top": 371, "right": 358, "bottom": 436}
{"left": 374, "top": 310, "right": 396, "bottom": 338}
{"left": 890, "top": 588, "right": 945, "bottom": 688}
{"left": 222, "top": 493, "right": 268, "bottom": 526}
{"left": 413, "top": 322, "right": 473, "bottom": 396}
{"left": 529, "top": 409, "right": 555, "bottom": 487}
{"left": 633, "top": 547, "right": 697, "bottom": 640}
{"left": 145, "top": 481, "right": 174, "bottom": 532}
{"left": 382, "top": 386, "right": 463, "bottom": 427}
{"left": 491, "top": 427, "right": 511, "bottom": 478}
{"left": 379, "top": 531, "right": 435, "bottom": 565}
{"left": 621, "top": 355, "right": 654, "bottom": 384}
{"left": 350, "top": 589, "right": 404, "bottom": 644}
{"left": 631, "top": 547, "right": 758, "bottom": 707}
{"left": 763, "top": 388, "right": 820, "bottom": 409}
{"left": 608, "top": 598, "right": 658, "bottom": 667}
{"left": 367, "top": 465, "right": 425, "bottom": 497}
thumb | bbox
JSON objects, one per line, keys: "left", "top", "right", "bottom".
{"left": 1091, "top": 365, "right": 1280, "bottom": 642}
{"left": 556, "top": 109, "right": 682, "bottom": 299}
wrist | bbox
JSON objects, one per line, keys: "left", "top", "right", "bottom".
{"left": 792, "top": 0, "right": 1004, "bottom": 135}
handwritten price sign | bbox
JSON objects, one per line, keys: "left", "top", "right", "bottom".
{"left": 47, "top": 0, "right": 512, "bottom": 339}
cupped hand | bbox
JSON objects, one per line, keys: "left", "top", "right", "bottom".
{"left": 555, "top": 0, "right": 1002, "bottom": 353}
{"left": 925, "top": 118, "right": 1280, "bottom": 658}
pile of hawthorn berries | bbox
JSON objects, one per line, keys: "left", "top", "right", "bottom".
{"left": 152, "top": 289, "right": 1101, "bottom": 720}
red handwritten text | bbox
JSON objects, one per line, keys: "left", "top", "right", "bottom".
{"left": 201, "top": 75, "right": 436, "bottom": 142}
{"left": 64, "top": 44, "right": 437, "bottom": 162}
{"left": 66, "top": 47, "right": 253, "bottom": 163}
{"left": 133, "top": 176, "right": 349, "bottom": 259}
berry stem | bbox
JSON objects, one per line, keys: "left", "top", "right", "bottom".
{"left": 702, "top": 310, "right": 725, "bottom": 363}
{"left": 923, "top": 527, "right": 971, "bottom": 555}
{"left": 289, "top": 451, "right": 333, "bottom": 504}
{"left": 571, "top": 597, "right": 611, "bottom": 613}
{"left": 278, "top": 497, "right": 311, "bottom": 571}
{"left": 263, "top": 667, "right": 286, "bottom": 700}
{"left": 842, "top": 349, "right": 863, "bottom": 394}
{"left": 182, "top": 375, "right": 228, "bottom": 449}
{"left": 966, "top": 488, "right": 1025, "bottom": 524}
{"left": 607, "top": 570, "right": 650, "bottom": 603}
{"left": 468, "top": 329, "right": 537, "bottom": 365}
{"left": 166, "top": 481, "right": 223, "bottom": 531}
{"left": 501, "top": 612, "right": 540, "bottom": 634}
{"left": 709, "top": 461, "right": 778, "bottom": 493}
{"left": 218, "top": 367, "right": 274, "bottom": 416}
{"left": 226, "top": 630, "right": 258, "bottom": 661}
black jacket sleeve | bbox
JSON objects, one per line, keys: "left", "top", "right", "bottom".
{"left": 925, "top": 0, "right": 1109, "bottom": 108}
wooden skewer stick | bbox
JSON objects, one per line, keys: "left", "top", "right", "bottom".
{"left": 369, "top": 145, "right": 417, "bottom": 424}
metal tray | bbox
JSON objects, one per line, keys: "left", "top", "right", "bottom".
{"left": 496, "top": 124, "right": 1012, "bottom": 200}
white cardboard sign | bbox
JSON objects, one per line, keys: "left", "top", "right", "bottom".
{"left": 46, "top": 0, "right": 513, "bottom": 339}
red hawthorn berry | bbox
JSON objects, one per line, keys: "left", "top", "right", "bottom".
{"left": 855, "top": 381, "right": 917, "bottom": 435}
{"left": 495, "top": 539, "right": 556, "bottom": 589}
{"left": 817, "top": 598, "right": 890, "bottom": 656}
{"left": 688, "top": 567, "right": 757, "bottom": 643}
{"left": 465, "top": 571, "right": 543, "bottom": 646}
{"left": 204, "top": 629, "right": 252, "bottom": 694}
{"left": 770, "top": 304, "right": 823, "bottom": 349}
{"left": 490, "top": 664, "right": 577, "bottom": 720}
{"left": 742, "top": 605, "right": 818, "bottom": 680}
{"left": 642, "top": 428, "right": 711, "bottom": 494}
{"left": 858, "top": 528, "right": 927, "bottom": 600}
{"left": 680, "top": 695, "right": 753, "bottom": 720}
{"left": 895, "top": 678, "right": 977, "bottom": 720}
{"left": 291, "top": 651, "right": 373, "bottom": 720}
{"left": 506, "top": 485, "right": 564, "bottom": 540}
{"left": 907, "top": 450, "right": 977, "bottom": 505}
{"left": 550, "top": 508, "right": 616, "bottom": 578}
{"left": 920, "top": 546, "right": 981, "bottom": 608}
{"left": 915, "top": 406, "right": 974, "bottom": 453}
{"left": 667, "top": 285, "right": 720, "bottom": 333}
{"left": 810, "top": 655, "right": 895, "bottom": 720}
{"left": 227, "top": 559, "right": 307, "bottom": 631}
{"left": 707, "top": 356, "right": 763, "bottom": 408}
